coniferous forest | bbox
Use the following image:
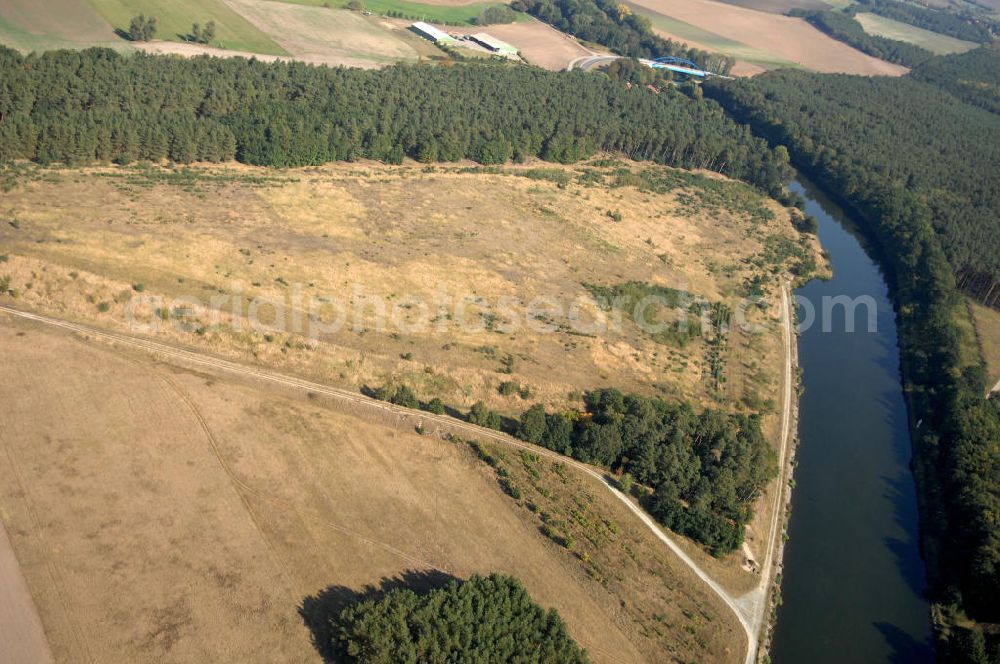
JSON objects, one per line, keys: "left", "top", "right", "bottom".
{"left": 516, "top": 389, "right": 777, "bottom": 555}
{"left": 0, "top": 46, "right": 779, "bottom": 185}
{"left": 910, "top": 45, "right": 1000, "bottom": 115}
{"left": 705, "top": 59, "right": 1000, "bottom": 661}
{"left": 325, "top": 574, "right": 590, "bottom": 663}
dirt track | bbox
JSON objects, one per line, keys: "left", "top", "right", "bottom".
{"left": 0, "top": 304, "right": 748, "bottom": 663}
{"left": 0, "top": 295, "right": 797, "bottom": 664}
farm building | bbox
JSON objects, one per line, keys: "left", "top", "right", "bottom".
{"left": 411, "top": 21, "right": 457, "bottom": 46}
{"left": 469, "top": 33, "right": 518, "bottom": 56}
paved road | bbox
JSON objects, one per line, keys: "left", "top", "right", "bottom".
{"left": 0, "top": 297, "right": 795, "bottom": 664}
{"left": 0, "top": 517, "right": 54, "bottom": 664}
{"left": 567, "top": 54, "right": 620, "bottom": 71}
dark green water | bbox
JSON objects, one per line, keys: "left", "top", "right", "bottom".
{"left": 771, "top": 180, "right": 933, "bottom": 663}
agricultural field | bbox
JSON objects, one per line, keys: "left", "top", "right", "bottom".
{"left": 855, "top": 11, "right": 979, "bottom": 54}
{"left": 626, "top": 0, "right": 909, "bottom": 74}
{"left": 0, "top": 0, "right": 124, "bottom": 52}
{"left": 271, "top": 0, "right": 527, "bottom": 25}
{"left": 446, "top": 19, "right": 591, "bottom": 69}
{"left": 623, "top": 1, "right": 798, "bottom": 74}
{"left": 0, "top": 160, "right": 821, "bottom": 422}
{"left": 708, "top": 0, "right": 830, "bottom": 13}
{"left": 225, "top": 0, "right": 430, "bottom": 67}
{"left": 88, "top": 0, "right": 287, "bottom": 54}
{"left": 0, "top": 318, "right": 748, "bottom": 663}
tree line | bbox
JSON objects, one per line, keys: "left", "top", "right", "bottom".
{"left": 704, "top": 68, "right": 1000, "bottom": 663}
{"left": 325, "top": 574, "right": 590, "bottom": 663}
{"left": 788, "top": 8, "right": 935, "bottom": 67}
{"left": 518, "top": 389, "right": 777, "bottom": 556}
{"left": 709, "top": 66, "right": 1000, "bottom": 308}
{"left": 848, "top": 0, "right": 997, "bottom": 44}
{"left": 510, "top": 0, "right": 735, "bottom": 75}
{"left": 0, "top": 46, "right": 786, "bottom": 190}
{"left": 373, "top": 382, "right": 776, "bottom": 557}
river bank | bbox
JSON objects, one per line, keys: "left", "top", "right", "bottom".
{"left": 755, "top": 283, "right": 802, "bottom": 663}
{"left": 767, "top": 178, "right": 933, "bottom": 663}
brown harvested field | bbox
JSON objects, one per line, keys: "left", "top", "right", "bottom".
{"left": 223, "top": 0, "right": 426, "bottom": 67}
{"left": 628, "top": 0, "right": 910, "bottom": 75}
{"left": 448, "top": 19, "right": 592, "bottom": 70}
{"left": 0, "top": 316, "right": 745, "bottom": 662}
{"left": 0, "top": 161, "right": 821, "bottom": 426}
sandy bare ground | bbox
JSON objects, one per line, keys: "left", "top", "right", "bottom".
{"left": 134, "top": 40, "right": 293, "bottom": 63}
{"left": 446, "top": 19, "right": 592, "bottom": 70}
{"left": 0, "top": 520, "right": 53, "bottom": 664}
{"left": 630, "top": 0, "right": 909, "bottom": 75}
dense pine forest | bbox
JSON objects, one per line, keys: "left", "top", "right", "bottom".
{"left": 516, "top": 389, "right": 777, "bottom": 555}
{"left": 0, "top": 47, "right": 782, "bottom": 185}
{"left": 319, "top": 574, "right": 589, "bottom": 663}
{"left": 705, "top": 64, "right": 1000, "bottom": 661}
{"left": 848, "top": 0, "right": 997, "bottom": 43}
{"left": 910, "top": 45, "right": 1000, "bottom": 115}
{"left": 510, "top": 0, "right": 736, "bottom": 74}
{"left": 705, "top": 69, "right": 1000, "bottom": 307}
{"left": 788, "top": 8, "right": 935, "bottom": 66}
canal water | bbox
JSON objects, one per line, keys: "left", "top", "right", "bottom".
{"left": 770, "top": 179, "right": 934, "bottom": 663}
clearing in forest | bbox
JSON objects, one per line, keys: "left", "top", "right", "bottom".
{"left": 968, "top": 300, "right": 1000, "bottom": 390}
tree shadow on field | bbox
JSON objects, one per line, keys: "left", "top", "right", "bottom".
{"left": 299, "top": 568, "right": 460, "bottom": 663}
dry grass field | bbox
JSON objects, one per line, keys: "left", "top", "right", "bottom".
{"left": 626, "top": 0, "right": 910, "bottom": 75}
{"left": 0, "top": 160, "right": 821, "bottom": 423}
{"left": 0, "top": 316, "right": 746, "bottom": 662}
